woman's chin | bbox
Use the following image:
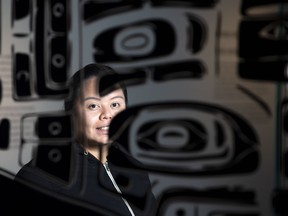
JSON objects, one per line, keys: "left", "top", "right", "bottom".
{"left": 93, "top": 138, "right": 110, "bottom": 146}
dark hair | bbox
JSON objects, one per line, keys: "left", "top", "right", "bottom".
{"left": 64, "top": 63, "right": 127, "bottom": 112}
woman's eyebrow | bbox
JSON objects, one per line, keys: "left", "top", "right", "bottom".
{"left": 82, "top": 96, "right": 124, "bottom": 102}
{"left": 83, "top": 97, "right": 101, "bottom": 101}
{"left": 110, "top": 96, "right": 125, "bottom": 100}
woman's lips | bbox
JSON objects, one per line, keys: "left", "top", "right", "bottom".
{"left": 96, "top": 126, "right": 109, "bottom": 135}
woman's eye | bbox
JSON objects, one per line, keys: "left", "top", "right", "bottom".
{"left": 111, "top": 102, "right": 120, "bottom": 108}
{"left": 88, "top": 104, "right": 99, "bottom": 110}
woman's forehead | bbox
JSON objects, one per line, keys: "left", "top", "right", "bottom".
{"left": 80, "top": 77, "right": 124, "bottom": 99}
{"left": 82, "top": 77, "right": 99, "bottom": 91}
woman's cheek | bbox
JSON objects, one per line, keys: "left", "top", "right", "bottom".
{"left": 88, "top": 113, "right": 99, "bottom": 126}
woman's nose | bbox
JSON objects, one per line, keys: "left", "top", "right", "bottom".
{"left": 99, "top": 107, "right": 112, "bottom": 120}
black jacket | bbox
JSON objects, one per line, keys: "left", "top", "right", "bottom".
{"left": 14, "top": 142, "right": 157, "bottom": 216}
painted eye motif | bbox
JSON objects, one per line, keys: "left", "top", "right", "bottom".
{"left": 93, "top": 19, "right": 175, "bottom": 63}
{"left": 109, "top": 102, "right": 259, "bottom": 175}
{"left": 259, "top": 20, "right": 288, "bottom": 40}
{"left": 137, "top": 119, "right": 206, "bottom": 152}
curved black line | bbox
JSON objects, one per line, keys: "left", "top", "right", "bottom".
{"left": 237, "top": 84, "right": 271, "bottom": 116}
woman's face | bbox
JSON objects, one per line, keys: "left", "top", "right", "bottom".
{"left": 75, "top": 77, "right": 126, "bottom": 145}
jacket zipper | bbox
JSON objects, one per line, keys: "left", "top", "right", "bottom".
{"left": 103, "top": 161, "right": 135, "bottom": 216}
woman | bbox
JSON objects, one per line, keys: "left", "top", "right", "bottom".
{"left": 15, "top": 63, "right": 157, "bottom": 216}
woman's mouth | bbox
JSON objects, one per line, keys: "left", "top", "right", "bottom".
{"left": 96, "top": 126, "right": 110, "bottom": 136}
{"left": 97, "top": 126, "right": 109, "bottom": 131}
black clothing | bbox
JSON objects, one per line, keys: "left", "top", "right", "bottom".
{"left": 2, "top": 172, "right": 102, "bottom": 216}
{"left": 14, "top": 142, "right": 157, "bottom": 216}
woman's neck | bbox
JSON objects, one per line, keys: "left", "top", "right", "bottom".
{"left": 82, "top": 144, "right": 108, "bottom": 163}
